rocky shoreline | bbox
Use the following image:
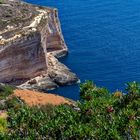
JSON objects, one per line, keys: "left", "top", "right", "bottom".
{"left": 0, "top": 0, "right": 79, "bottom": 91}
{"left": 18, "top": 53, "right": 79, "bottom": 91}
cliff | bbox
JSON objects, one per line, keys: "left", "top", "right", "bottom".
{"left": 0, "top": 0, "right": 78, "bottom": 90}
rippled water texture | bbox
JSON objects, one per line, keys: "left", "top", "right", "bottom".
{"left": 27, "top": 0, "right": 140, "bottom": 100}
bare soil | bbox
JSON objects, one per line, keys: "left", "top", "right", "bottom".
{"left": 13, "top": 89, "right": 72, "bottom": 106}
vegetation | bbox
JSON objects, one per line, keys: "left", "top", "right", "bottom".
{"left": 0, "top": 81, "right": 139, "bottom": 139}
{"left": 0, "top": 0, "right": 4, "bottom": 4}
{"left": 0, "top": 84, "right": 14, "bottom": 100}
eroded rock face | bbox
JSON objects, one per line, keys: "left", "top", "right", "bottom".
{"left": 18, "top": 54, "right": 79, "bottom": 90}
{"left": 0, "top": 0, "right": 78, "bottom": 90}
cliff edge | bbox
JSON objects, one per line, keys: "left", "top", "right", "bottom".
{"left": 0, "top": 0, "right": 79, "bottom": 90}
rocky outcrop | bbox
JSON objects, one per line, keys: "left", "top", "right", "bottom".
{"left": 0, "top": 0, "right": 79, "bottom": 90}
{"left": 18, "top": 54, "right": 79, "bottom": 90}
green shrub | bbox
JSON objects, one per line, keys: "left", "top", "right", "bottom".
{"left": 0, "top": 0, "right": 4, "bottom": 4}
{"left": 0, "top": 81, "right": 139, "bottom": 139}
{"left": 0, "top": 85, "right": 15, "bottom": 110}
{"left": 0, "top": 118, "right": 7, "bottom": 134}
{"left": 0, "top": 85, "right": 14, "bottom": 100}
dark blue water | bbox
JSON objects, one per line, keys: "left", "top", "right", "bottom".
{"left": 26, "top": 0, "right": 140, "bottom": 100}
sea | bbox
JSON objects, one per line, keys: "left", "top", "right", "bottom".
{"left": 26, "top": 0, "right": 140, "bottom": 100}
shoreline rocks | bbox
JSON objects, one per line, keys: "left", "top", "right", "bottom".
{"left": 18, "top": 54, "right": 79, "bottom": 91}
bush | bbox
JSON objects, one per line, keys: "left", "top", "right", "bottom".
{"left": 0, "top": 118, "right": 7, "bottom": 134}
{"left": 0, "top": 0, "right": 4, "bottom": 4}
{"left": 79, "top": 81, "right": 140, "bottom": 139}
{"left": 0, "top": 85, "right": 14, "bottom": 100}
{"left": 0, "top": 81, "right": 139, "bottom": 139}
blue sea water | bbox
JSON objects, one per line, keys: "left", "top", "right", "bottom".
{"left": 26, "top": 0, "right": 140, "bottom": 100}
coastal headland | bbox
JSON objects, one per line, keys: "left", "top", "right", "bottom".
{"left": 0, "top": 0, "right": 79, "bottom": 91}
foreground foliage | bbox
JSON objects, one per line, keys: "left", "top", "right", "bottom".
{"left": 0, "top": 81, "right": 139, "bottom": 139}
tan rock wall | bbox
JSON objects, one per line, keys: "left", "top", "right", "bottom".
{"left": 0, "top": 8, "right": 67, "bottom": 83}
{"left": 0, "top": 32, "right": 47, "bottom": 82}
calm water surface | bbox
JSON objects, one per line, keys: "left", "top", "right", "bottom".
{"left": 26, "top": 0, "right": 140, "bottom": 100}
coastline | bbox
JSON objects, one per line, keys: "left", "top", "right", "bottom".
{"left": 0, "top": 0, "right": 79, "bottom": 92}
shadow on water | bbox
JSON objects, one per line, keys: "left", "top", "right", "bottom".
{"left": 47, "top": 55, "right": 81, "bottom": 101}
{"left": 48, "top": 84, "right": 80, "bottom": 101}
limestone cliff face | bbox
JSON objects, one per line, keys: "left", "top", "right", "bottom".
{"left": 0, "top": 32, "right": 46, "bottom": 82}
{"left": 0, "top": 0, "right": 78, "bottom": 89}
